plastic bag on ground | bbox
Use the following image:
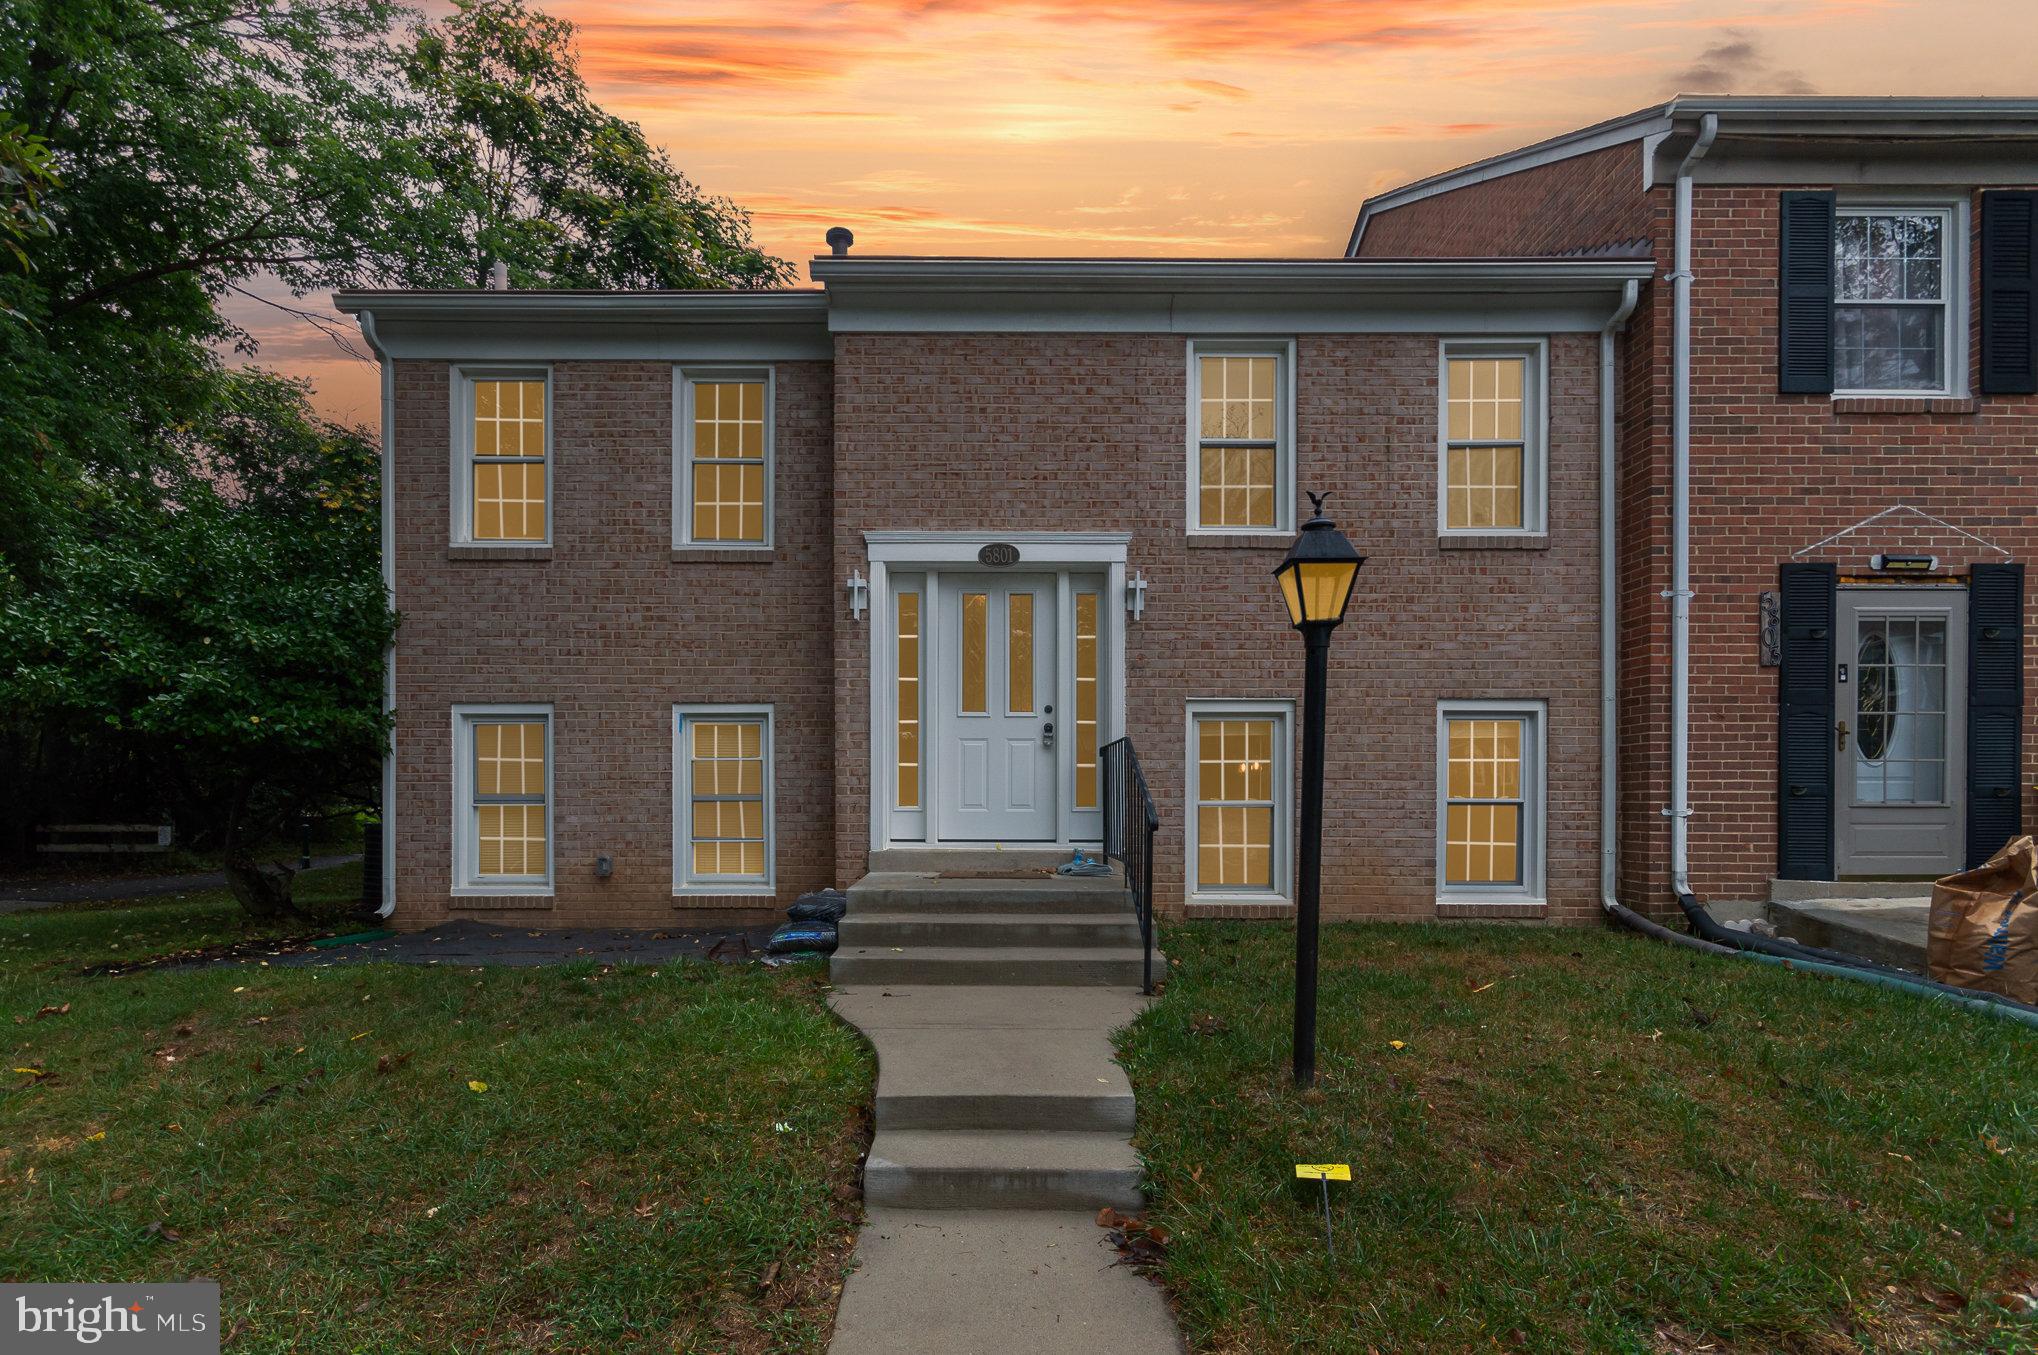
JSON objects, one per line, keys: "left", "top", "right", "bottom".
{"left": 1928, "top": 834, "right": 2038, "bottom": 1004}
{"left": 767, "top": 920, "right": 839, "bottom": 955}
{"left": 787, "top": 889, "right": 848, "bottom": 923}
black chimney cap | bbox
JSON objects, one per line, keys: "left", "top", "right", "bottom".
{"left": 826, "top": 227, "right": 854, "bottom": 257}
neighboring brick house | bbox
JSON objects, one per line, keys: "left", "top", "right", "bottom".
{"left": 1352, "top": 96, "right": 2038, "bottom": 913}
{"left": 337, "top": 257, "right": 1652, "bottom": 929}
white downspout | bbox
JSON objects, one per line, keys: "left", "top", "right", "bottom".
{"left": 1668, "top": 113, "right": 1717, "bottom": 899}
{"left": 1600, "top": 279, "right": 1639, "bottom": 916}
{"left": 358, "top": 309, "right": 398, "bottom": 920}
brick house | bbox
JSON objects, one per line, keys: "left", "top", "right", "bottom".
{"left": 337, "top": 257, "right": 1653, "bottom": 930}
{"left": 1352, "top": 96, "right": 2038, "bottom": 913}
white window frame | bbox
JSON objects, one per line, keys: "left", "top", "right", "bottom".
{"left": 450, "top": 365, "right": 553, "bottom": 547}
{"left": 1832, "top": 199, "right": 1969, "bottom": 399}
{"left": 450, "top": 703, "right": 554, "bottom": 896}
{"left": 673, "top": 365, "right": 775, "bottom": 550}
{"left": 1185, "top": 339, "right": 1296, "bottom": 536}
{"left": 673, "top": 703, "right": 776, "bottom": 896}
{"left": 1183, "top": 699, "right": 1294, "bottom": 906}
{"left": 1436, "top": 339, "right": 1548, "bottom": 538}
{"left": 1435, "top": 699, "right": 1546, "bottom": 905}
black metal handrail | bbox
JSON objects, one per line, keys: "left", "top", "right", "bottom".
{"left": 1100, "top": 737, "right": 1159, "bottom": 995}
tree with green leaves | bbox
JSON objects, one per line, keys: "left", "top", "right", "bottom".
{"left": 404, "top": 0, "right": 790, "bottom": 290}
{"left": 0, "top": 369, "right": 395, "bottom": 915}
{"left": 0, "top": 0, "right": 788, "bottom": 901}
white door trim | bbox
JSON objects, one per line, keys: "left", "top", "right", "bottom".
{"left": 865, "top": 532, "right": 1130, "bottom": 852}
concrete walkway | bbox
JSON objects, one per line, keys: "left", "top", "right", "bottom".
{"left": 0, "top": 854, "right": 361, "bottom": 913}
{"left": 830, "top": 1209, "right": 1182, "bottom": 1355}
{"left": 825, "top": 865, "right": 1181, "bottom": 1354}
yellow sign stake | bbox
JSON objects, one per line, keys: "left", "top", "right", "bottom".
{"left": 1295, "top": 1163, "right": 1351, "bottom": 1256}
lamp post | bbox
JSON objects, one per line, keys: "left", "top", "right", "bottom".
{"left": 1272, "top": 491, "right": 1364, "bottom": 1089}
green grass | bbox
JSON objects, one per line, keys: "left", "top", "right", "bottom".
{"left": 0, "top": 870, "right": 873, "bottom": 1353}
{"left": 1120, "top": 922, "right": 2038, "bottom": 1354}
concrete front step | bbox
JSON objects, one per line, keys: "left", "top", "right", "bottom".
{"left": 832, "top": 987, "right": 1143, "bottom": 1135}
{"left": 863, "top": 1129, "right": 1144, "bottom": 1211}
{"left": 1767, "top": 897, "right": 1929, "bottom": 972}
{"left": 839, "top": 910, "right": 1143, "bottom": 949}
{"left": 848, "top": 871, "right": 1130, "bottom": 915}
{"left": 1769, "top": 877, "right": 1938, "bottom": 902}
{"left": 831, "top": 944, "right": 1154, "bottom": 987}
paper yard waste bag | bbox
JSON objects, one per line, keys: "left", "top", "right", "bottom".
{"left": 1928, "top": 834, "right": 2038, "bottom": 1003}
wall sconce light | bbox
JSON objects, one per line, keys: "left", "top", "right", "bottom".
{"left": 846, "top": 570, "right": 868, "bottom": 621}
{"left": 1125, "top": 571, "right": 1148, "bottom": 622}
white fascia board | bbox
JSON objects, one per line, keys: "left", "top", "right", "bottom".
{"left": 823, "top": 278, "right": 1654, "bottom": 336}
{"left": 330, "top": 292, "right": 834, "bottom": 361}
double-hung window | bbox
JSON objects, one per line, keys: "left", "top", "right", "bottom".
{"left": 1440, "top": 342, "right": 1544, "bottom": 536}
{"left": 675, "top": 705, "right": 774, "bottom": 894}
{"left": 1184, "top": 701, "right": 1292, "bottom": 903}
{"left": 675, "top": 368, "right": 772, "bottom": 548}
{"left": 1188, "top": 341, "right": 1294, "bottom": 534}
{"left": 1436, "top": 701, "right": 1544, "bottom": 903}
{"left": 456, "top": 370, "right": 549, "bottom": 543}
{"left": 453, "top": 706, "right": 552, "bottom": 893}
{"left": 1834, "top": 207, "right": 1957, "bottom": 394}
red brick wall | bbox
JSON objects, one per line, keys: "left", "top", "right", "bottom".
{"left": 1356, "top": 143, "right": 1654, "bottom": 258}
{"left": 1354, "top": 145, "right": 1682, "bottom": 915}
{"left": 389, "top": 358, "right": 838, "bottom": 930}
{"left": 831, "top": 333, "right": 1608, "bottom": 922}
{"left": 1682, "top": 184, "right": 2038, "bottom": 901}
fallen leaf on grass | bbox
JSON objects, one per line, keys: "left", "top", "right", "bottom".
{"left": 350, "top": 1031, "right": 371, "bottom": 1041}
{"left": 12, "top": 1066, "right": 46, "bottom": 1079}
{"left": 1188, "top": 1013, "right": 1226, "bottom": 1036}
{"left": 758, "top": 1261, "right": 781, "bottom": 1291}
{"left": 34, "top": 1003, "right": 69, "bottom": 1020}
{"left": 1389, "top": 1040, "right": 1406, "bottom": 1051}
{"left": 141, "top": 1221, "right": 180, "bottom": 1243}
{"left": 1987, "top": 1206, "right": 2016, "bottom": 1230}
{"left": 375, "top": 1052, "right": 413, "bottom": 1075}
{"left": 1468, "top": 981, "right": 1496, "bottom": 994}
{"left": 468, "top": 1080, "right": 489, "bottom": 1093}
{"left": 1886, "top": 1151, "right": 1914, "bottom": 1162}
{"left": 85, "top": 1132, "right": 105, "bottom": 1142}
{"left": 1924, "top": 1286, "right": 1968, "bottom": 1313}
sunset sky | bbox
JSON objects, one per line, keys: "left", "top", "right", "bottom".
{"left": 246, "top": 0, "right": 2038, "bottom": 424}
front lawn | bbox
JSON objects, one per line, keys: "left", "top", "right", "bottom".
{"left": 0, "top": 872, "right": 872, "bottom": 1352}
{"left": 1120, "top": 922, "right": 2038, "bottom": 1353}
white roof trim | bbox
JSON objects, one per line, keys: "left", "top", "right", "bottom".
{"left": 811, "top": 256, "right": 1652, "bottom": 292}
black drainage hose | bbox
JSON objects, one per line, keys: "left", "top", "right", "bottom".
{"left": 1646, "top": 888, "right": 2038, "bottom": 1026}
{"left": 1675, "top": 890, "right": 1902, "bottom": 969}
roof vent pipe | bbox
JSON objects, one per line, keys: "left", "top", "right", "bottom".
{"left": 826, "top": 227, "right": 854, "bottom": 257}
{"left": 487, "top": 260, "right": 509, "bottom": 291}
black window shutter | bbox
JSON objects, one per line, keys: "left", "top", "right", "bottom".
{"left": 1966, "top": 562, "right": 2024, "bottom": 867}
{"left": 1778, "top": 191, "right": 1837, "bottom": 394}
{"left": 1777, "top": 562, "right": 1836, "bottom": 879}
{"left": 1981, "top": 192, "right": 2038, "bottom": 395}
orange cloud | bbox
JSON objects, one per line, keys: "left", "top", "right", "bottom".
{"left": 1180, "top": 78, "right": 1249, "bottom": 99}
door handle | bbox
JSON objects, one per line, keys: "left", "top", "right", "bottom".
{"left": 1835, "top": 719, "right": 1849, "bottom": 752}
{"left": 1041, "top": 721, "right": 1055, "bottom": 749}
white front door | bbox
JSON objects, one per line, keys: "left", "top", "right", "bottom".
{"left": 936, "top": 574, "right": 1058, "bottom": 841}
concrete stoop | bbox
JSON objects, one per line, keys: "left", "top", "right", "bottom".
{"left": 824, "top": 871, "right": 1180, "bottom": 1353}
{"left": 829, "top": 870, "right": 1155, "bottom": 1213}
